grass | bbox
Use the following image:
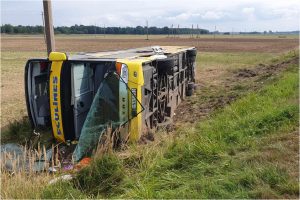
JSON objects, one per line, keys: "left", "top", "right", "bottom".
{"left": 1, "top": 172, "right": 53, "bottom": 199}
{"left": 41, "top": 181, "right": 88, "bottom": 199}
{"left": 1, "top": 117, "right": 32, "bottom": 144}
{"left": 1, "top": 144, "right": 54, "bottom": 199}
{"left": 74, "top": 154, "right": 124, "bottom": 197}
{"left": 40, "top": 155, "right": 124, "bottom": 199}
{"left": 198, "top": 52, "right": 278, "bottom": 70}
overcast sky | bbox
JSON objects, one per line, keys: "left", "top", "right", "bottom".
{"left": 1, "top": 0, "right": 299, "bottom": 32}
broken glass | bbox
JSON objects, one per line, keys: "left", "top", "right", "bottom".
{"left": 73, "top": 72, "right": 143, "bottom": 162}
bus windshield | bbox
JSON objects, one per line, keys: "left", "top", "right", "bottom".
{"left": 73, "top": 72, "right": 141, "bottom": 161}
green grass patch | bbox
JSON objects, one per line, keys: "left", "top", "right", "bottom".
{"left": 1, "top": 117, "right": 32, "bottom": 144}
{"left": 41, "top": 154, "right": 124, "bottom": 198}
{"left": 41, "top": 181, "right": 87, "bottom": 199}
{"left": 74, "top": 154, "right": 124, "bottom": 197}
{"left": 1, "top": 117, "right": 53, "bottom": 146}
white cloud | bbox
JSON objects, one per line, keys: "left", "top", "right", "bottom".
{"left": 201, "top": 11, "right": 225, "bottom": 20}
{"left": 1, "top": 0, "right": 299, "bottom": 31}
{"left": 241, "top": 7, "right": 256, "bottom": 20}
{"left": 242, "top": 7, "right": 255, "bottom": 15}
{"left": 270, "top": 8, "right": 299, "bottom": 19}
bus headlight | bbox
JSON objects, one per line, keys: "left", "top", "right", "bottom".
{"left": 116, "top": 62, "right": 128, "bottom": 83}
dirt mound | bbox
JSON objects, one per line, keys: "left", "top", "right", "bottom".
{"left": 236, "top": 69, "right": 257, "bottom": 78}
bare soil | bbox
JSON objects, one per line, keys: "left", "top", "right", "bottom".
{"left": 1, "top": 36, "right": 298, "bottom": 53}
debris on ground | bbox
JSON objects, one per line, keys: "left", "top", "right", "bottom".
{"left": 48, "top": 174, "right": 73, "bottom": 185}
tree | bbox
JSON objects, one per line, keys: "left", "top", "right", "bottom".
{"left": 0, "top": 24, "right": 210, "bottom": 35}
{"left": 2, "top": 24, "right": 14, "bottom": 33}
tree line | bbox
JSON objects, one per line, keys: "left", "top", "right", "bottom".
{"left": 1, "top": 24, "right": 209, "bottom": 35}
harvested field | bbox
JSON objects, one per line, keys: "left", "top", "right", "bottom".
{"left": 1, "top": 35, "right": 298, "bottom": 53}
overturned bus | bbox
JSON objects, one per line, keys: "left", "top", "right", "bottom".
{"left": 25, "top": 46, "right": 197, "bottom": 160}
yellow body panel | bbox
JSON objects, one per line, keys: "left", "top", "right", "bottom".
{"left": 49, "top": 52, "right": 67, "bottom": 61}
{"left": 49, "top": 52, "right": 67, "bottom": 142}
{"left": 117, "top": 59, "right": 144, "bottom": 142}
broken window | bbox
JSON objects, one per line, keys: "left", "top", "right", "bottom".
{"left": 73, "top": 71, "right": 142, "bottom": 161}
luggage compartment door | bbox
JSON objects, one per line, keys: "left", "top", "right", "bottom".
{"left": 71, "top": 63, "right": 94, "bottom": 139}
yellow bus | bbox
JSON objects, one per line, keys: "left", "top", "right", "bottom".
{"left": 24, "top": 46, "right": 197, "bottom": 160}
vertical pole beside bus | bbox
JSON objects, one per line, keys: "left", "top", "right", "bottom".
{"left": 146, "top": 20, "right": 149, "bottom": 40}
{"left": 43, "top": 0, "right": 55, "bottom": 55}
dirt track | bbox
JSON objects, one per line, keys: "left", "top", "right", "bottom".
{"left": 1, "top": 36, "right": 298, "bottom": 53}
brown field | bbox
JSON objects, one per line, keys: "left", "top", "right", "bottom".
{"left": 1, "top": 35, "right": 298, "bottom": 53}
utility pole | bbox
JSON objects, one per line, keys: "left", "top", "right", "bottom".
{"left": 171, "top": 24, "right": 173, "bottom": 38}
{"left": 41, "top": 11, "right": 46, "bottom": 45}
{"left": 177, "top": 24, "right": 179, "bottom": 38}
{"left": 43, "top": 0, "right": 55, "bottom": 55}
{"left": 146, "top": 20, "right": 149, "bottom": 40}
{"left": 197, "top": 24, "right": 200, "bottom": 38}
{"left": 191, "top": 24, "right": 194, "bottom": 38}
{"left": 214, "top": 25, "right": 216, "bottom": 39}
{"left": 103, "top": 24, "right": 106, "bottom": 38}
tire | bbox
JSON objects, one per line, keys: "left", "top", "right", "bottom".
{"left": 187, "top": 49, "right": 197, "bottom": 57}
{"left": 157, "top": 58, "right": 175, "bottom": 75}
{"left": 189, "top": 56, "right": 196, "bottom": 62}
{"left": 187, "top": 49, "right": 197, "bottom": 63}
{"left": 186, "top": 88, "right": 193, "bottom": 96}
